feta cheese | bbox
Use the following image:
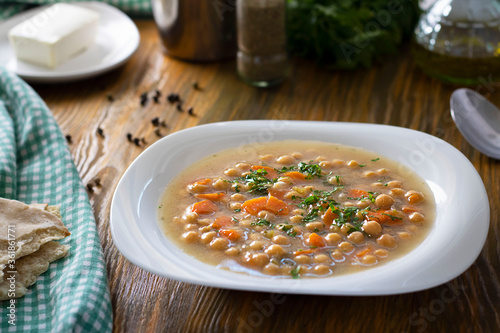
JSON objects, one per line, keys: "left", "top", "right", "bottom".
{"left": 8, "top": 4, "right": 99, "bottom": 68}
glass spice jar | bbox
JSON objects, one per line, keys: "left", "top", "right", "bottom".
{"left": 236, "top": 0, "right": 289, "bottom": 87}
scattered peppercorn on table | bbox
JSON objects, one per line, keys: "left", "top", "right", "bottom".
{"left": 32, "top": 20, "right": 499, "bottom": 333}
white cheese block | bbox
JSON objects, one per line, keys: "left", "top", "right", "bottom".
{"left": 8, "top": 3, "right": 99, "bottom": 69}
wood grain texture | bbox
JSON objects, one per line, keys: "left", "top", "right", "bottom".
{"left": 32, "top": 20, "right": 499, "bottom": 333}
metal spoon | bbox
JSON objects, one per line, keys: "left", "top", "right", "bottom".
{"left": 450, "top": 88, "right": 500, "bottom": 159}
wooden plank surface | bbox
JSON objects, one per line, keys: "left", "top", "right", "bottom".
{"left": 32, "top": 20, "right": 499, "bottom": 332}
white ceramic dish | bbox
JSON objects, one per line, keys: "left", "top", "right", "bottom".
{"left": 110, "top": 121, "right": 489, "bottom": 295}
{"left": 0, "top": 2, "right": 139, "bottom": 83}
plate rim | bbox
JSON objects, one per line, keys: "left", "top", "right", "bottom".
{"left": 110, "top": 120, "right": 490, "bottom": 295}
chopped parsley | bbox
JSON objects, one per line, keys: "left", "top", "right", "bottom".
{"left": 278, "top": 161, "right": 323, "bottom": 179}
{"left": 371, "top": 157, "right": 380, "bottom": 162}
{"left": 279, "top": 224, "right": 297, "bottom": 237}
{"left": 232, "top": 169, "right": 276, "bottom": 195}
{"left": 251, "top": 218, "right": 274, "bottom": 228}
{"left": 290, "top": 265, "right": 301, "bottom": 279}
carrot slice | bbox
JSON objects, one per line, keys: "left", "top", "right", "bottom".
{"left": 212, "top": 216, "right": 233, "bottom": 229}
{"left": 268, "top": 189, "right": 286, "bottom": 200}
{"left": 323, "top": 207, "right": 339, "bottom": 226}
{"left": 348, "top": 189, "right": 368, "bottom": 198}
{"left": 402, "top": 206, "right": 418, "bottom": 213}
{"left": 308, "top": 233, "right": 326, "bottom": 247}
{"left": 191, "top": 200, "right": 218, "bottom": 215}
{"left": 293, "top": 249, "right": 318, "bottom": 256}
{"left": 191, "top": 178, "right": 211, "bottom": 186}
{"left": 366, "top": 210, "right": 402, "bottom": 225}
{"left": 219, "top": 229, "right": 241, "bottom": 241}
{"left": 242, "top": 195, "right": 289, "bottom": 216}
{"left": 282, "top": 171, "right": 306, "bottom": 180}
{"left": 356, "top": 247, "right": 372, "bottom": 257}
{"left": 195, "top": 192, "right": 225, "bottom": 201}
{"left": 242, "top": 197, "right": 267, "bottom": 215}
{"left": 250, "top": 166, "right": 278, "bottom": 179}
{"left": 265, "top": 195, "right": 289, "bottom": 215}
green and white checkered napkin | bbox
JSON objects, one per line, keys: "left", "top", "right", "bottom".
{"left": 0, "top": 67, "right": 113, "bottom": 331}
{"left": 0, "top": 0, "right": 152, "bottom": 20}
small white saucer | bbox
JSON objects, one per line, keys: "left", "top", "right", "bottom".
{"left": 0, "top": 2, "right": 140, "bottom": 83}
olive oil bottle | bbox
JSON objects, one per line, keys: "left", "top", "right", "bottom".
{"left": 412, "top": 0, "right": 500, "bottom": 85}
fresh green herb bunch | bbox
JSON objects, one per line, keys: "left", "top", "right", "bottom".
{"left": 286, "top": 0, "right": 420, "bottom": 69}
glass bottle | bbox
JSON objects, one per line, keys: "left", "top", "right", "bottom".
{"left": 412, "top": 0, "right": 500, "bottom": 85}
{"left": 236, "top": 0, "right": 289, "bottom": 87}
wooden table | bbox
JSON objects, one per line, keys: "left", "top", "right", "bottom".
{"left": 32, "top": 20, "right": 499, "bottom": 332}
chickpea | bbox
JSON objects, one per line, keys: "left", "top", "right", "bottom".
{"left": 314, "top": 254, "right": 330, "bottom": 264}
{"left": 409, "top": 212, "right": 425, "bottom": 222}
{"left": 332, "top": 159, "right": 344, "bottom": 166}
{"left": 231, "top": 193, "right": 246, "bottom": 201}
{"left": 182, "top": 212, "right": 199, "bottom": 223}
{"left": 407, "top": 225, "right": 418, "bottom": 233}
{"left": 230, "top": 202, "right": 242, "bottom": 210}
{"left": 342, "top": 202, "right": 355, "bottom": 208}
{"left": 347, "top": 160, "right": 359, "bottom": 167}
{"left": 272, "top": 235, "right": 290, "bottom": 245}
{"left": 348, "top": 231, "right": 365, "bottom": 245}
{"left": 181, "top": 231, "right": 199, "bottom": 243}
{"left": 213, "top": 179, "right": 229, "bottom": 190}
{"left": 340, "top": 224, "right": 353, "bottom": 235}
{"left": 390, "top": 188, "right": 405, "bottom": 196}
{"left": 325, "top": 233, "right": 342, "bottom": 245}
{"left": 265, "top": 245, "right": 286, "bottom": 257}
{"left": 292, "top": 208, "right": 306, "bottom": 215}
{"left": 356, "top": 200, "right": 371, "bottom": 209}
{"left": 259, "top": 154, "right": 274, "bottom": 163}
{"left": 375, "top": 194, "right": 395, "bottom": 209}
{"left": 249, "top": 240, "right": 265, "bottom": 250}
{"left": 257, "top": 210, "right": 275, "bottom": 221}
{"left": 235, "top": 162, "right": 251, "bottom": 171}
{"left": 319, "top": 161, "right": 333, "bottom": 169}
{"left": 314, "top": 156, "right": 328, "bottom": 162}
{"left": 361, "top": 255, "right": 377, "bottom": 265}
{"left": 276, "top": 155, "right": 295, "bottom": 165}
{"left": 272, "top": 181, "right": 289, "bottom": 190}
{"left": 338, "top": 241, "right": 354, "bottom": 253}
{"left": 377, "top": 234, "right": 397, "bottom": 248}
{"left": 263, "top": 263, "right": 281, "bottom": 275}
{"left": 331, "top": 250, "right": 345, "bottom": 261}
{"left": 198, "top": 218, "right": 212, "bottom": 226}
{"left": 313, "top": 264, "right": 331, "bottom": 275}
{"left": 387, "top": 180, "right": 402, "bottom": 188}
{"left": 200, "top": 231, "right": 216, "bottom": 244}
{"left": 374, "top": 249, "right": 389, "bottom": 258}
{"left": 294, "top": 254, "right": 311, "bottom": 264}
{"left": 405, "top": 190, "right": 424, "bottom": 204}
{"left": 398, "top": 232, "right": 411, "bottom": 240}
{"left": 210, "top": 237, "right": 229, "bottom": 250}
{"left": 306, "top": 222, "right": 324, "bottom": 231}
{"left": 371, "top": 182, "right": 384, "bottom": 188}
{"left": 363, "top": 171, "right": 376, "bottom": 178}
{"left": 225, "top": 247, "right": 240, "bottom": 256}
{"left": 377, "top": 168, "right": 389, "bottom": 175}
{"left": 223, "top": 168, "right": 240, "bottom": 177}
{"left": 285, "top": 191, "right": 301, "bottom": 200}
{"left": 290, "top": 215, "right": 303, "bottom": 224}
{"left": 328, "top": 176, "right": 342, "bottom": 185}
{"left": 244, "top": 252, "right": 270, "bottom": 267}
{"left": 199, "top": 226, "right": 212, "bottom": 233}
{"left": 239, "top": 219, "right": 252, "bottom": 228}
{"left": 277, "top": 176, "right": 292, "bottom": 183}
{"left": 187, "top": 184, "right": 207, "bottom": 193}
{"left": 362, "top": 220, "right": 382, "bottom": 237}
{"left": 184, "top": 223, "right": 198, "bottom": 231}
{"left": 291, "top": 152, "right": 303, "bottom": 159}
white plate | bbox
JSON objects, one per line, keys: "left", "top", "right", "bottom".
{"left": 0, "top": 2, "right": 139, "bottom": 83}
{"left": 110, "top": 121, "right": 489, "bottom": 295}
